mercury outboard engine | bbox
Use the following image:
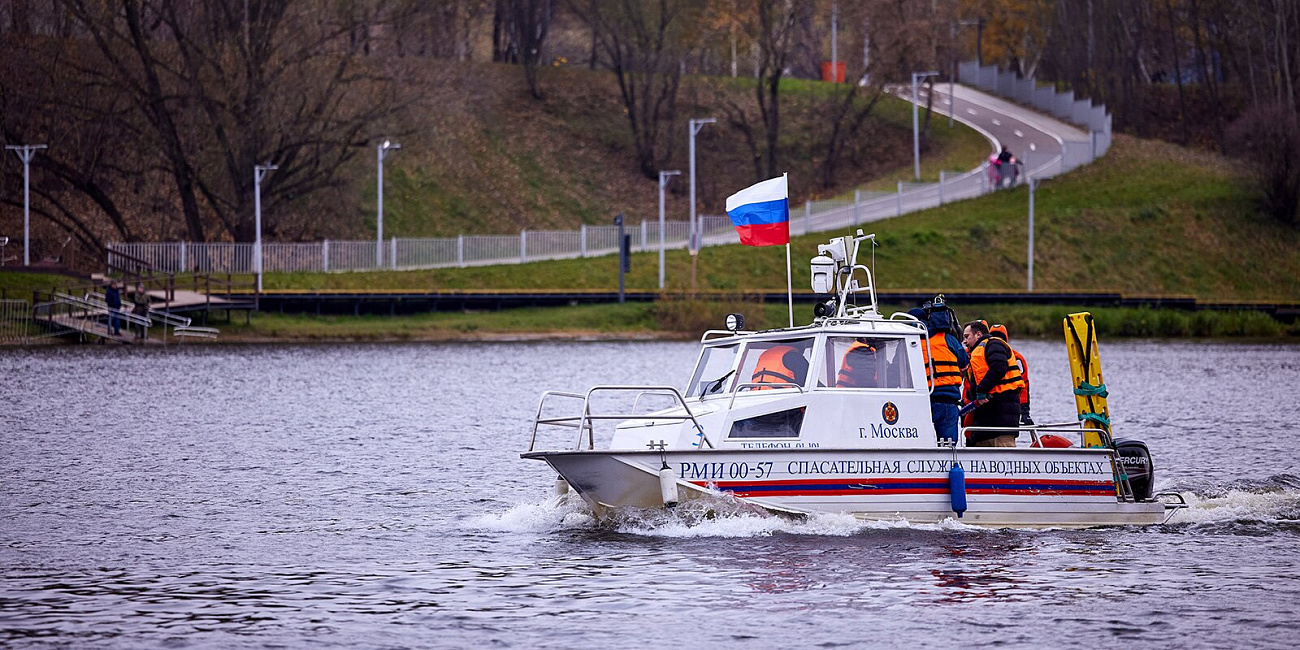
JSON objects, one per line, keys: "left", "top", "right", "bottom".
{"left": 1113, "top": 439, "right": 1155, "bottom": 501}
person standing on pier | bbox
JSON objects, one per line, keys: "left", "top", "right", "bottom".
{"left": 104, "top": 281, "right": 122, "bottom": 336}
{"left": 132, "top": 284, "right": 151, "bottom": 338}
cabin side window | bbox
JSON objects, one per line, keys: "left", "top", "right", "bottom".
{"left": 733, "top": 338, "right": 815, "bottom": 392}
{"left": 727, "top": 407, "right": 806, "bottom": 439}
{"left": 823, "top": 337, "right": 914, "bottom": 389}
{"left": 686, "top": 344, "right": 740, "bottom": 397}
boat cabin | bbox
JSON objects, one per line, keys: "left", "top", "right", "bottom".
{"left": 607, "top": 231, "right": 946, "bottom": 453}
{"left": 609, "top": 318, "right": 939, "bottom": 452}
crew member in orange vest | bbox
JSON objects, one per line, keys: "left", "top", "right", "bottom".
{"left": 960, "top": 319, "right": 988, "bottom": 429}
{"left": 962, "top": 320, "right": 1026, "bottom": 447}
{"left": 910, "top": 303, "right": 968, "bottom": 444}
{"left": 835, "top": 339, "right": 878, "bottom": 388}
{"left": 751, "top": 345, "right": 809, "bottom": 390}
{"left": 990, "top": 324, "right": 1032, "bottom": 425}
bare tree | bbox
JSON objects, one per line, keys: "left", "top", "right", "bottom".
{"left": 576, "top": 0, "right": 695, "bottom": 178}
{"left": 43, "top": 0, "right": 408, "bottom": 243}
{"left": 500, "top": 0, "right": 553, "bottom": 99}
{"left": 716, "top": 0, "right": 804, "bottom": 182}
{"left": 1227, "top": 102, "right": 1300, "bottom": 225}
{"left": 392, "top": 0, "right": 486, "bottom": 59}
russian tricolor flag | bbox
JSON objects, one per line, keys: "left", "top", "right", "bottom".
{"left": 725, "top": 174, "right": 790, "bottom": 247}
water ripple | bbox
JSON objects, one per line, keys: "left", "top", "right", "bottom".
{"left": 2, "top": 341, "right": 1299, "bottom": 648}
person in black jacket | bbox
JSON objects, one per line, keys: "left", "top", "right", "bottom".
{"left": 104, "top": 281, "right": 122, "bottom": 336}
{"left": 962, "top": 320, "right": 1025, "bottom": 447}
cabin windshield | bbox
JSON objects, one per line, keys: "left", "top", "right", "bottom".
{"left": 733, "top": 338, "right": 816, "bottom": 392}
{"left": 686, "top": 344, "right": 740, "bottom": 397}
{"left": 822, "top": 336, "right": 915, "bottom": 389}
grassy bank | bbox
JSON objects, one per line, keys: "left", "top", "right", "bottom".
{"left": 0, "top": 271, "right": 89, "bottom": 299}
{"left": 252, "top": 134, "right": 1300, "bottom": 302}
{"left": 209, "top": 301, "right": 1298, "bottom": 343}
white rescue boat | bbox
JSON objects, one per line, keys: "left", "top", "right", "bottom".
{"left": 522, "top": 231, "right": 1185, "bottom": 528}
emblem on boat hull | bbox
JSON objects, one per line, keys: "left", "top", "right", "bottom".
{"left": 882, "top": 401, "right": 899, "bottom": 425}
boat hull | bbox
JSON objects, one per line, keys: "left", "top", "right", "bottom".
{"left": 523, "top": 448, "right": 1167, "bottom": 528}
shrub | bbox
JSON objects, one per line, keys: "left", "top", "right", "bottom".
{"left": 1154, "top": 310, "right": 1192, "bottom": 337}
{"left": 653, "top": 293, "right": 767, "bottom": 335}
{"left": 1191, "top": 311, "right": 1224, "bottom": 337}
{"left": 1225, "top": 103, "right": 1300, "bottom": 226}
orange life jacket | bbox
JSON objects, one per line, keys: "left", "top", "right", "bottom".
{"left": 752, "top": 346, "right": 803, "bottom": 389}
{"left": 835, "top": 340, "right": 877, "bottom": 388}
{"left": 921, "top": 333, "right": 963, "bottom": 387}
{"left": 991, "top": 324, "right": 1030, "bottom": 404}
{"left": 1012, "top": 349, "right": 1030, "bottom": 405}
{"left": 967, "top": 337, "right": 1026, "bottom": 396}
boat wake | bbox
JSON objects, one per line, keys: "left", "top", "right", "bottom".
{"left": 1160, "top": 474, "right": 1300, "bottom": 529}
{"left": 468, "top": 492, "right": 981, "bottom": 538}
{"left": 471, "top": 474, "right": 1300, "bottom": 537}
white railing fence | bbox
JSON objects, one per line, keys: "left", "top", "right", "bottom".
{"left": 105, "top": 171, "right": 1003, "bottom": 275}
{"left": 109, "top": 61, "right": 1106, "bottom": 276}
{"left": 107, "top": 171, "right": 997, "bottom": 275}
{"left": 0, "top": 299, "right": 29, "bottom": 343}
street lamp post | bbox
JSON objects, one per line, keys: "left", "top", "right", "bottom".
{"left": 254, "top": 162, "right": 277, "bottom": 293}
{"left": 911, "top": 71, "right": 939, "bottom": 181}
{"left": 6, "top": 144, "right": 47, "bottom": 267}
{"left": 377, "top": 140, "right": 401, "bottom": 269}
{"left": 688, "top": 118, "right": 715, "bottom": 253}
{"left": 657, "top": 169, "right": 681, "bottom": 290}
{"left": 830, "top": 1, "right": 838, "bottom": 79}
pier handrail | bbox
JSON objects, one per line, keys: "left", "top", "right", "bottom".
{"left": 53, "top": 292, "right": 152, "bottom": 328}
{"left": 146, "top": 308, "right": 219, "bottom": 339}
{"left": 148, "top": 309, "right": 192, "bottom": 328}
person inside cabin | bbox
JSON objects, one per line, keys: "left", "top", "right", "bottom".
{"left": 991, "top": 324, "right": 1032, "bottom": 425}
{"left": 962, "top": 320, "right": 1025, "bottom": 447}
{"left": 835, "top": 338, "right": 879, "bottom": 388}
{"left": 913, "top": 301, "right": 969, "bottom": 444}
{"left": 751, "top": 345, "right": 809, "bottom": 390}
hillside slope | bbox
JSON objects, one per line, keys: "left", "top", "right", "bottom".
{"left": 266, "top": 134, "right": 1299, "bottom": 301}
{"left": 362, "top": 63, "right": 986, "bottom": 238}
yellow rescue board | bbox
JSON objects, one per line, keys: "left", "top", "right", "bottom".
{"left": 1063, "top": 312, "right": 1110, "bottom": 448}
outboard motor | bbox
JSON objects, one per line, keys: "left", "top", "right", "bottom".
{"left": 1113, "top": 439, "right": 1155, "bottom": 501}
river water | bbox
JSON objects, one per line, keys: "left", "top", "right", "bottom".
{"left": 2, "top": 340, "right": 1298, "bottom": 648}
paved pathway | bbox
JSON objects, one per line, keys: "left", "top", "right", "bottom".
{"left": 694, "top": 83, "right": 1094, "bottom": 245}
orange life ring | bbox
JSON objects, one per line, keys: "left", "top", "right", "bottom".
{"left": 1031, "top": 434, "right": 1074, "bottom": 448}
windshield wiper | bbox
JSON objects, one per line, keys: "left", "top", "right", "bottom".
{"left": 701, "top": 369, "right": 736, "bottom": 399}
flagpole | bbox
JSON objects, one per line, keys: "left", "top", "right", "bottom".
{"left": 784, "top": 172, "right": 793, "bottom": 327}
{"left": 786, "top": 243, "right": 793, "bottom": 328}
